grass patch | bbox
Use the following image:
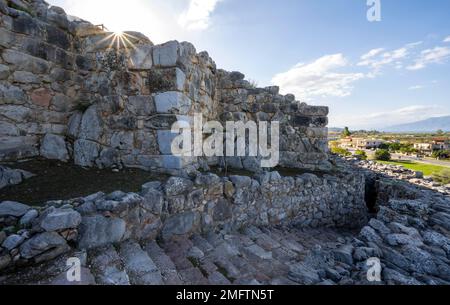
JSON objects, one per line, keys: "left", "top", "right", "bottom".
{"left": 376, "top": 160, "right": 448, "bottom": 176}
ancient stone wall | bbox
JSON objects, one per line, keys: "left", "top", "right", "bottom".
{"left": 1, "top": 0, "right": 330, "bottom": 173}
{"left": 0, "top": 170, "right": 367, "bottom": 271}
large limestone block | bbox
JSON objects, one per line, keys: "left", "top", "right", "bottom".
{"left": 74, "top": 139, "right": 100, "bottom": 167}
{"left": 40, "top": 133, "right": 69, "bottom": 161}
{"left": 40, "top": 208, "right": 82, "bottom": 232}
{"left": 154, "top": 92, "right": 191, "bottom": 114}
{"left": 157, "top": 130, "right": 179, "bottom": 155}
{"left": 20, "top": 232, "right": 68, "bottom": 259}
{"left": 127, "top": 95, "right": 155, "bottom": 116}
{"left": 0, "top": 201, "right": 30, "bottom": 217}
{"left": 152, "top": 41, "right": 179, "bottom": 67}
{"left": 128, "top": 44, "right": 153, "bottom": 70}
{"left": 78, "top": 105, "right": 103, "bottom": 141}
{"left": 298, "top": 105, "right": 329, "bottom": 116}
{"left": 78, "top": 215, "right": 126, "bottom": 249}
{"left": 161, "top": 211, "right": 199, "bottom": 241}
{"left": 2, "top": 49, "right": 50, "bottom": 74}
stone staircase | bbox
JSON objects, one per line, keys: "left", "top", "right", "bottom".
{"left": 81, "top": 226, "right": 356, "bottom": 285}
{"left": 0, "top": 226, "right": 358, "bottom": 285}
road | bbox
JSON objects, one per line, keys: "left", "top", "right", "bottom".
{"left": 346, "top": 147, "right": 450, "bottom": 168}
{"left": 391, "top": 153, "right": 450, "bottom": 168}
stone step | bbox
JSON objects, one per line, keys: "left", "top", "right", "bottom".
{"left": 118, "top": 241, "right": 163, "bottom": 285}
{"left": 178, "top": 267, "right": 210, "bottom": 285}
{"left": 89, "top": 245, "right": 130, "bottom": 285}
{"left": 253, "top": 232, "right": 282, "bottom": 251}
{"left": 191, "top": 234, "right": 214, "bottom": 254}
{"left": 143, "top": 241, "right": 183, "bottom": 285}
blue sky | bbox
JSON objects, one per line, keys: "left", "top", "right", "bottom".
{"left": 48, "top": 0, "right": 450, "bottom": 129}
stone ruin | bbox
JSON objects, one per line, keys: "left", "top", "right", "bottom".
{"left": 2, "top": 1, "right": 450, "bottom": 285}
{"left": 0, "top": 0, "right": 330, "bottom": 175}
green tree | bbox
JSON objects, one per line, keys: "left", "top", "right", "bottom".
{"left": 341, "top": 127, "right": 351, "bottom": 138}
{"left": 375, "top": 149, "right": 391, "bottom": 161}
{"left": 355, "top": 150, "right": 368, "bottom": 160}
{"left": 432, "top": 150, "right": 450, "bottom": 159}
{"left": 437, "top": 129, "right": 444, "bottom": 135}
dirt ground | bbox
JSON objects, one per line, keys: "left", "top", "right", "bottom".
{"left": 0, "top": 158, "right": 168, "bottom": 206}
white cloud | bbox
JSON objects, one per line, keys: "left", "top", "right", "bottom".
{"left": 357, "top": 42, "right": 422, "bottom": 72}
{"left": 444, "top": 36, "right": 450, "bottom": 43}
{"left": 408, "top": 85, "right": 424, "bottom": 90}
{"left": 407, "top": 46, "right": 450, "bottom": 70}
{"left": 360, "top": 48, "right": 385, "bottom": 61}
{"left": 271, "top": 54, "right": 365, "bottom": 101}
{"left": 178, "top": 0, "right": 222, "bottom": 30}
{"left": 331, "top": 105, "right": 449, "bottom": 129}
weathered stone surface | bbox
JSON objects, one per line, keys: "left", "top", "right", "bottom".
{"left": 154, "top": 91, "right": 191, "bottom": 114}
{"left": 40, "top": 133, "right": 69, "bottom": 161}
{"left": 165, "top": 176, "right": 194, "bottom": 196}
{"left": 288, "top": 263, "right": 321, "bottom": 284}
{"left": 332, "top": 245, "right": 354, "bottom": 265}
{"left": 74, "top": 139, "right": 100, "bottom": 167}
{"left": 0, "top": 64, "right": 9, "bottom": 79}
{"left": 20, "top": 232, "right": 68, "bottom": 259}
{"left": 78, "top": 215, "right": 126, "bottom": 249}
{"left": 20, "top": 209, "right": 39, "bottom": 226}
{"left": 30, "top": 88, "right": 52, "bottom": 107}
{"left": 78, "top": 106, "right": 102, "bottom": 141}
{"left": 40, "top": 208, "right": 82, "bottom": 231}
{"left": 0, "top": 254, "right": 11, "bottom": 271}
{"left": 13, "top": 71, "right": 39, "bottom": 84}
{"left": 67, "top": 112, "right": 82, "bottom": 138}
{"left": 153, "top": 41, "right": 179, "bottom": 67}
{"left": 118, "top": 241, "right": 163, "bottom": 285}
{"left": 0, "top": 201, "right": 30, "bottom": 217}
{"left": 128, "top": 44, "right": 153, "bottom": 70}
{"left": 157, "top": 130, "right": 179, "bottom": 154}
{"left": 127, "top": 96, "right": 155, "bottom": 116}
{"left": 162, "top": 212, "right": 198, "bottom": 240}
{"left": 0, "top": 166, "right": 34, "bottom": 189}
{"left": 141, "top": 186, "right": 165, "bottom": 215}
{"left": 2, "top": 49, "right": 50, "bottom": 74}
{"left": 89, "top": 245, "right": 130, "bottom": 285}
{"left": 2, "top": 234, "right": 25, "bottom": 250}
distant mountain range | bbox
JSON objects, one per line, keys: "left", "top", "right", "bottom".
{"left": 383, "top": 116, "right": 450, "bottom": 133}
{"left": 328, "top": 127, "right": 344, "bottom": 133}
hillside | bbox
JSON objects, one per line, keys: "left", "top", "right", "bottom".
{"left": 383, "top": 116, "right": 450, "bottom": 133}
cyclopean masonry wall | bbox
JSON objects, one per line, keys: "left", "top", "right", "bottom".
{"left": 0, "top": 0, "right": 330, "bottom": 174}
{"left": 0, "top": 169, "right": 367, "bottom": 271}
